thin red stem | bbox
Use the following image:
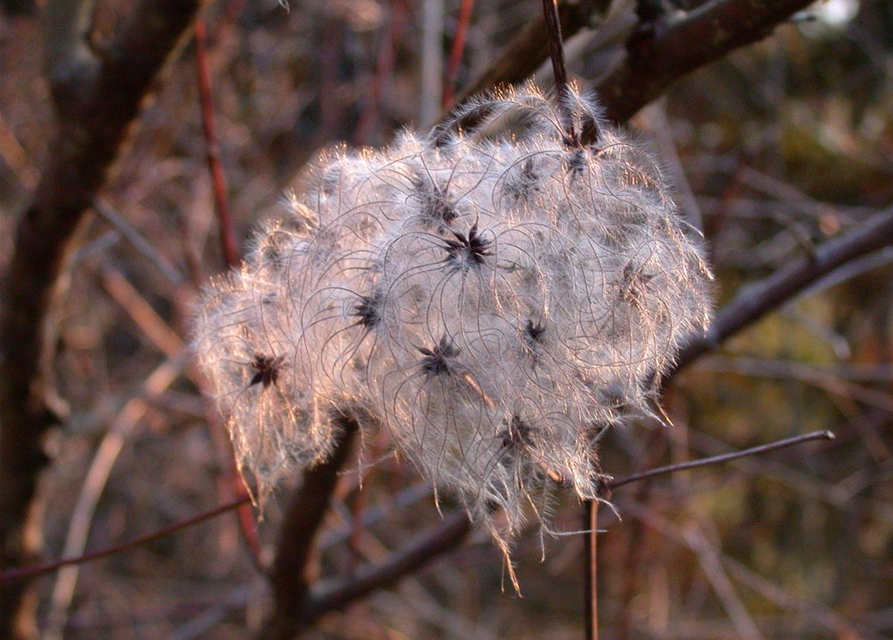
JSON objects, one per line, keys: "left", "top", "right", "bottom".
{"left": 194, "top": 16, "right": 238, "bottom": 268}
{"left": 356, "top": 0, "right": 407, "bottom": 146}
{"left": 0, "top": 496, "right": 251, "bottom": 585}
{"left": 442, "top": 0, "right": 475, "bottom": 110}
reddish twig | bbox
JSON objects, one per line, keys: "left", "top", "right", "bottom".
{"left": 452, "top": 0, "right": 814, "bottom": 131}
{"left": 194, "top": 16, "right": 238, "bottom": 268}
{"left": 188, "top": 27, "right": 262, "bottom": 560}
{"left": 541, "top": 0, "right": 576, "bottom": 139}
{"left": 0, "top": 496, "right": 251, "bottom": 586}
{"left": 442, "top": 0, "right": 475, "bottom": 110}
{"left": 595, "top": 0, "right": 815, "bottom": 126}
{"left": 455, "top": 0, "right": 609, "bottom": 106}
{"left": 0, "top": 430, "right": 834, "bottom": 597}
{"left": 301, "top": 429, "right": 837, "bottom": 622}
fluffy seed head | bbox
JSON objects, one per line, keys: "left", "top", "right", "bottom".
{"left": 194, "top": 82, "right": 712, "bottom": 543}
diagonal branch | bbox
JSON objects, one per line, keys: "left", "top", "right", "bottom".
{"left": 595, "top": 0, "right": 815, "bottom": 125}
{"left": 302, "top": 511, "right": 473, "bottom": 625}
{"left": 453, "top": 0, "right": 813, "bottom": 130}
{"left": 0, "top": 0, "right": 203, "bottom": 636}
{"left": 669, "top": 208, "right": 893, "bottom": 381}
{"left": 43, "top": 0, "right": 100, "bottom": 110}
{"left": 264, "top": 411, "right": 360, "bottom": 640}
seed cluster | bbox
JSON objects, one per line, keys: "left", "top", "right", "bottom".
{"left": 194, "top": 84, "right": 712, "bottom": 545}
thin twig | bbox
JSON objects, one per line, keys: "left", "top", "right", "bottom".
{"left": 442, "top": 0, "right": 475, "bottom": 110}
{"left": 0, "top": 496, "right": 250, "bottom": 585}
{"left": 606, "top": 431, "right": 835, "bottom": 491}
{"left": 194, "top": 16, "right": 238, "bottom": 268}
{"left": 625, "top": 503, "right": 872, "bottom": 640}
{"left": 355, "top": 0, "right": 408, "bottom": 145}
{"left": 303, "top": 511, "right": 473, "bottom": 624}
{"left": 541, "top": 0, "right": 576, "bottom": 140}
{"left": 685, "top": 522, "right": 764, "bottom": 640}
{"left": 454, "top": 0, "right": 610, "bottom": 106}
{"left": 595, "top": 0, "right": 815, "bottom": 125}
{"left": 584, "top": 500, "right": 599, "bottom": 640}
{"left": 288, "top": 431, "right": 837, "bottom": 628}
{"left": 94, "top": 201, "right": 185, "bottom": 285}
{"left": 452, "top": 0, "right": 814, "bottom": 130}
{"left": 42, "top": 358, "right": 186, "bottom": 640}
{"left": 420, "top": 0, "right": 445, "bottom": 125}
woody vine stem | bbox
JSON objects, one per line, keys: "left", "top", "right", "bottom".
{"left": 538, "top": 0, "right": 599, "bottom": 636}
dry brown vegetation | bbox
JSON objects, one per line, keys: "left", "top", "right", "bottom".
{"left": 1, "top": 0, "right": 892, "bottom": 638}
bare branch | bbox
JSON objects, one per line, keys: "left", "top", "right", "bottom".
{"left": 595, "top": 0, "right": 814, "bottom": 125}
{"left": 264, "top": 411, "right": 360, "bottom": 640}
{"left": 194, "top": 17, "right": 239, "bottom": 268}
{"left": 0, "top": 0, "right": 202, "bottom": 634}
{"left": 605, "top": 431, "right": 836, "bottom": 492}
{"left": 43, "top": 0, "right": 100, "bottom": 109}
{"left": 454, "top": 0, "right": 812, "bottom": 131}
{"left": 670, "top": 209, "right": 893, "bottom": 380}
{"left": 0, "top": 496, "right": 250, "bottom": 586}
{"left": 303, "top": 511, "right": 473, "bottom": 624}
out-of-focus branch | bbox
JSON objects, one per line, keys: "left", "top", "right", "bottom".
{"left": 594, "top": 0, "right": 814, "bottom": 126}
{"left": 605, "top": 431, "right": 836, "bottom": 492}
{"left": 669, "top": 208, "right": 893, "bottom": 380}
{"left": 442, "top": 0, "right": 475, "bottom": 110}
{"left": 43, "top": 0, "right": 100, "bottom": 109}
{"left": 420, "top": 0, "right": 445, "bottom": 125}
{"left": 302, "top": 511, "right": 473, "bottom": 624}
{"left": 0, "top": 494, "right": 249, "bottom": 585}
{"left": 194, "top": 16, "right": 239, "bottom": 268}
{"left": 0, "top": 0, "right": 202, "bottom": 636}
{"left": 264, "top": 411, "right": 360, "bottom": 640}
{"left": 268, "top": 430, "right": 836, "bottom": 631}
{"left": 0, "top": 0, "right": 36, "bottom": 16}
{"left": 453, "top": 0, "right": 811, "bottom": 129}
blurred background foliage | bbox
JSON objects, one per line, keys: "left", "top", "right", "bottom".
{"left": 1, "top": 0, "right": 892, "bottom": 638}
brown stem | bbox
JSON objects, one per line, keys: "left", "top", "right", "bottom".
{"left": 541, "top": 0, "right": 577, "bottom": 141}
{"left": 261, "top": 429, "right": 837, "bottom": 631}
{"left": 606, "top": 431, "right": 835, "bottom": 491}
{"left": 264, "top": 411, "right": 360, "bottom": 639}
{"left": 669, "top": 209, "right": 893, "bottom": 381}
{"left": 0, "top": 496, "right": 250, "bottom": 586}
{"left": 455, "top": 0, "right": 609, "bottom": 106}
{"left": 302, "top": 511, "right": 473, "bottom": 624}
{"left": 595, "top": 0, "right": 815, "bottom": 126}
{"left": 584, "top": 500, "right": 599, "bottom": 640}
{"left": 453, "top": 0, "right": 813, "bottom": 131}
{"left": 43, "top": 0, "right": 99, "bottom": 110}
{"left": 442, "top": 0, "right": 475, "bottom": 110}
{"left": 194, "top": 15, "right": 238, "bottom": 268}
